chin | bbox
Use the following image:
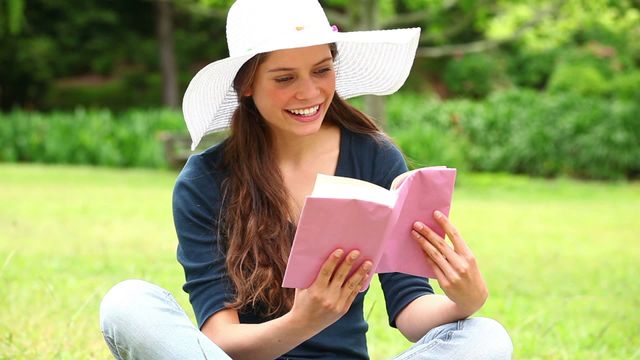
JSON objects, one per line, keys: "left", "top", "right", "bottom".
{"left": 293, "top": 121, "right": 325, "bottom": 137}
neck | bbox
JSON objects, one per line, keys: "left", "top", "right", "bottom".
{"left": 271, "top": 123, "right": 339, "bottom": 168}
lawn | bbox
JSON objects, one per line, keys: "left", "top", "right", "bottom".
{"left": 0, "top": 164, "right": 638, "bottom": 359}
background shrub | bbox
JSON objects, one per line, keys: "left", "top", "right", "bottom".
{"left": 1, "top": 90, "right": 638, "bottom": 180}
{"left": 386, "top": 90, "right": 640, "bottom": 180}
{"left": 442, "top": 53, "right": 505, "bottom": 99}
{"left": 0, "top": 108, "right": 184, "bottom": 168}
{"left": 610, "top": 71, "right": 640, "bottom": 102}
{"left": 547, "top": 63, "right": 610, "bottom": 97}
{"left": 386, "top": 94, "right": 471, "bottom": 170}
{"left": 506, "top": 48, "right": 557, "bottom": 89}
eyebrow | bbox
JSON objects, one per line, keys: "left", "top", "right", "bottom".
{"left": 267, "top": 57, "right": 333, "bottom": 73}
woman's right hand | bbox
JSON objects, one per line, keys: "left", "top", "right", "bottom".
{"left": 289, "top": 249, "right": 372, "bottom": 331}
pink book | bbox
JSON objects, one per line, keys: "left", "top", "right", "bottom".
{"left": 282, "top": 166, "right": 456, "bottom": 291}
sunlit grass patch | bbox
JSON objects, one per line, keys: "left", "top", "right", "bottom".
{"left": 0, "top": 164, "right": 638, "bottom": 359}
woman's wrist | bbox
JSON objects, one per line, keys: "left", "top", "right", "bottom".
{"left": 450, "top": 292, "right": 487, "bottom": 319}
{"left": 280, "top": 309, "right": 324, "bottom": 340}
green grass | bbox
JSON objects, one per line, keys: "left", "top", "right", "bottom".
{"left": 0, "top": 164, "right": 638, "bottom": 359}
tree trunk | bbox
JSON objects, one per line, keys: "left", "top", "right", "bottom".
{"left": 364, "top": 94, "right": 386, "bottom": 126}
{"left": 156, "top": 0, "right": 179, "bottom": 108}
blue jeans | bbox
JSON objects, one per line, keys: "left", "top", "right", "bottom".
{"left": 100, "top": 280, "right": 512, "bottom": 360}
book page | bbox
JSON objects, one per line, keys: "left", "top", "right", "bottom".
{"left": 282, "top": 197, "right": 394, "bottom": 291}
{"left": 377, "top": 167, "right": 456, "bottom": 277}
{"left": 390, "top": 166, "right": 447, "bottom": 191}
{"left": 312, "top": 174, "right": 396, "bottom": 207}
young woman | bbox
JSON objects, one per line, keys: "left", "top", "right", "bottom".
{"left": 100, "top": 0, "right": 513, "bottom": 359}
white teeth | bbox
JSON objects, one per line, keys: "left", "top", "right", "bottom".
{"left": 288, "top": 105, "right": 320, "bottom": 116}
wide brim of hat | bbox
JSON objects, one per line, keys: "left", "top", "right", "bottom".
{"left": 182, "top": 27, "right": 421, "bottom": 150}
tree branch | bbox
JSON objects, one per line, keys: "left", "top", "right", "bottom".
{"left": 381, "top": 10, "right": 429, "bottom": 29}
{"left": 417, "top": 1, "right": 562, "bottom": 58}
{"left": 417, "top": 39, "right": 499, "bottom": 57}
{"left": 419, "top": 13, "right": 473, "bottom": 44}
{"left": 444, "top": 17, "right": 473, "bottom": 38}
{"left": 442, "top": 0, "right": 458, "bottom": 11}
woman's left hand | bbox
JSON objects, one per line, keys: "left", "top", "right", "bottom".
{"left": 412, "top": 210, "right": 488, "bottom": 316}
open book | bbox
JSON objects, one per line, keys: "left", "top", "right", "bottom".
{"left": 282, "top": 166, "right": 456, "bottom": 291}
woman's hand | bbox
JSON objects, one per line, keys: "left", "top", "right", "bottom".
{"left": 289, "top": 249, "right": 372, "bottom": 332}
{"left": 412, "top": 210, "right": 488, "bottom": 316}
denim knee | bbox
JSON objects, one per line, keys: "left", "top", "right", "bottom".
{"left": 463, "top": 317, "right": 513, "bottom": 360}
{"left": 99, "top": 279, "right": 166, "bottom": 337}
{"left": 99, "top": 280, "right": 232, "bottom": 360}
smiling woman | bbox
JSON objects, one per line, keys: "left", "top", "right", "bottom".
{"left": 241, "top": 45, "right": 337, "bottom": 139}
{"left": 98, "top": 0, "right": 512, "bottom": 359}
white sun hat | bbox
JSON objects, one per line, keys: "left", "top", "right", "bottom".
{"left": 182, "top": 0, "right": 421, "bottom": 150}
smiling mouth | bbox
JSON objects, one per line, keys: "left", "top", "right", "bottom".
{"left": 286, "top": 105, "right": 321, "bottom": 116}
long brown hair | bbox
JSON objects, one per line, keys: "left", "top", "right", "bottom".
{"left": 221, "top": 44, "right": 385, "bottom": 317}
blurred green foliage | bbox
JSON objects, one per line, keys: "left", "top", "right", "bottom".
{"left": 443, "top": 53, "right": 505, "bottom": 98}
{"left": 445, "top": 0, "right": 640, "bottom": 99}
{"left": 1, "top": 91, "right": 638, "bottom": 180}
{"left": 0, "top": 0, "right": 228, "bottom": 110}
{"left": 0, "top": 108, "right": 184, "bottom": 168}
{"left": 1, "top": 0, "right": 638, "bottom": 109}
{"left": 0, "top": 0, "right": 638, "bottom": 181}
{"left": 387, "top": 90, "right": 640, "bottom": 180}
{"left": 1, "top": 0, "right": 25, "bottom": 35}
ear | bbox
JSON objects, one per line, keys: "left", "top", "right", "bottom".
{"left": 242, "top": 85, "right": 253, "bottom": 97}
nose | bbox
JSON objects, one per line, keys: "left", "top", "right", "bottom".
{"left": 294, "top": 76, "right": 321, "bottom": 100}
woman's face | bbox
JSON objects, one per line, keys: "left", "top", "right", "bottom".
{"left": 248, "top": 44, "right": 336, "bottom": 139}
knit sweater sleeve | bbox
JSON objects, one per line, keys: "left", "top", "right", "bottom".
{"left": 173, "top": 152, "right": 234, "bottom": 329}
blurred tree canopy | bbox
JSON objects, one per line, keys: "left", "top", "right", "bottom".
{"left": 0, "top": 0, "right": 638, "bottom": 111}
{"left": 0, "top": 0, "right": 227, "bottom": 110}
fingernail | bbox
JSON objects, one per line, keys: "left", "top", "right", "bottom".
{"left": 363, "top": 261, "right": 372, "bottom": 271}
{"left": 411, "top": 230, "right": 420, "bottom": 239}
{"left": 434, "top": 210, "right": 442, "bottom": 218}
{"left": 350, "top": 251, "right": 360, "bottom": 259}
{"left": 334, "top": 249, "right": 343, "bottom": 257}
{"left": 414, "top": 222, "right": 423, "bottom": 230}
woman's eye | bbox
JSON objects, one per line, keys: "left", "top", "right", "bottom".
{"left": 275, "top": 76, "right": 293, "bottom": 83}
{"left": 315, "top": 67, "right": 333, "bottom": 75}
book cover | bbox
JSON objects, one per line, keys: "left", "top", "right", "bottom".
{"left": 282, "top": 166, "right": 456, "bottom": 291}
